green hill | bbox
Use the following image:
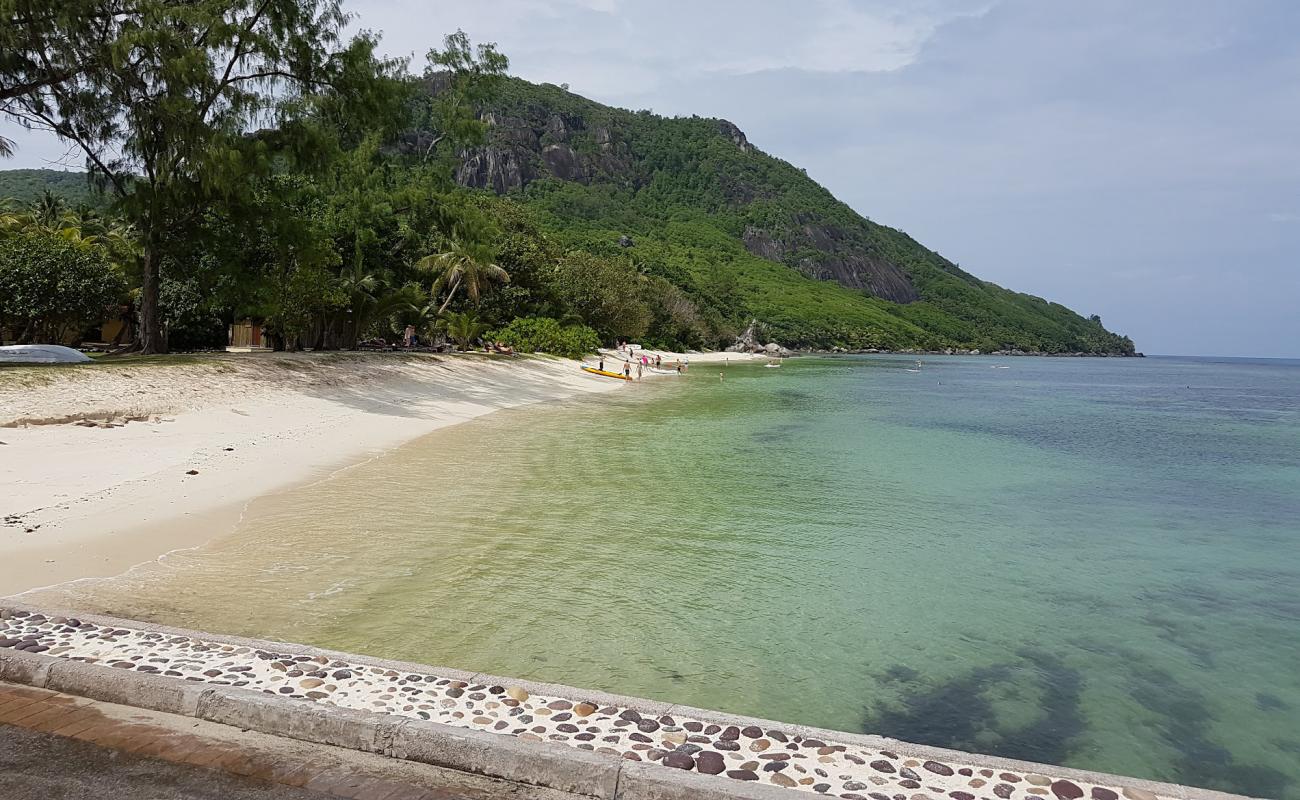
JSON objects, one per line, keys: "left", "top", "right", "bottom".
{"left": 442, "top": 78, "right": 1135, "bottom": 354}
{"left": 2, "top": 79, "right": 1135, "bottom": 355}
{"left": 0, "top": 169, "right": 110, "bottom": 209}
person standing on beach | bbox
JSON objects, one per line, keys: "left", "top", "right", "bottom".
{"left": 624, "top": 362, "right": 632, "bottom": 379}
{"left": 637, "top": 362, "right": 644, "bottom": 380}
{"left": 403, "top": 324, "right": 415, "bottom": 348}
{"left": 655, "top": 354, "right": 662, "bottom": 368}
{"left": 599, "top": 356, "right": 605, "bottom": 371}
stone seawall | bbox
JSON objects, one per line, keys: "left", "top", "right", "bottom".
{"left": 0, "top": 604, "right": 1256, "bottom": 800}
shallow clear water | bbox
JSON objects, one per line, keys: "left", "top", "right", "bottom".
{"left": 35, "top": 355, "right": 1300, "bottom": 797}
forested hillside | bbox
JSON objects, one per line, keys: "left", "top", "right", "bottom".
{"left": 0, "top": 169, "right": 109, "bottom": 208}
{"left": 441, "top": 78, "right": 1135, "bottom": 354}
{"left": 1, "top": 22, "right": 1134, "bottom": 356}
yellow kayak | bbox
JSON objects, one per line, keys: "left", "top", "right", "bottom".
{"left": 582, "top": 365, "right": 632, "bottom": 380}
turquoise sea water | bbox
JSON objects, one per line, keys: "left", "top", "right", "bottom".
{"left": 37, "top": 355, "right": 1300, "bottom": 797}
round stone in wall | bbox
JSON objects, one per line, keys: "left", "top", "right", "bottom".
{"left": 697, "top": 751, "right": 725, "bottom": 774}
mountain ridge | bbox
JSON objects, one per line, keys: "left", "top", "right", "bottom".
{"left": 437, "top": 77, "right": 1135, "bottom": 355}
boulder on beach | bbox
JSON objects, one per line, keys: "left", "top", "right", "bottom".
{"left": 726, "top": 320, "right": 763, "bottom": 353}
{"left": 727, "top": 321, "right": 791, "bottom": 355}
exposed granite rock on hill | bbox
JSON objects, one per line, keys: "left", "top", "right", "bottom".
{"left": 448, "top": 85, "right": 922, "bottom": 303}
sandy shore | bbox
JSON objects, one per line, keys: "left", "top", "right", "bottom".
{"left": 0, "top": 348, "right": 756, "bottom": 596}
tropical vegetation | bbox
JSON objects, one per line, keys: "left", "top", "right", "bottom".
{"left": 0, "top": 1, "right": 1135, "bottom": 358}
{"left": 0, "top": 192, "right": 131, "bottom": 344}
{"left": 488, "top": 317, "right": 601, "bottom": 359}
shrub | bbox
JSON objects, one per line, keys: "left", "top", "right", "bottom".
{"left": 160, "top": 276, "right": 228, "bottom": 350}
{"left": 490, "top": 316, "right": 601, "bottom": 358}
{"left": 442, "top": 310, "right": 488, "bottom": 352}
{"left": 0, "top": 229, "right": 124, "bottom": 343}
{"left": 547, "top": 250, "right": 650, "bottom": 339}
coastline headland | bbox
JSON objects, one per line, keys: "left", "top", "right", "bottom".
{"left": 0, "top": 604, "right": 1250, "bottom": 800}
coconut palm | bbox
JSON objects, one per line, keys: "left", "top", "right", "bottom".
{"left": 416, "top": 239, "right": 509, "bottom": 315}
{"left": 440, "top": 310, "right": 487, "bottom": 352}
{"left": 403, "top": 300, "right": 444, "bottom": 344}
{"left": 30, "top": 190, "right": 68, "bottom": 229}
{"left": 0, "top": 200, "right": 23, "bottom": 235}
{"left": 369, "top": 284, "right": 425, "bottom": 341}
{"left": 334, "top": 261, "right": 380, "bottom": 347}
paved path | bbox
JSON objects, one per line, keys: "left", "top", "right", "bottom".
{"left": 2, "top": 722, "right": 340, "bottom": 800}
{"left": 0, "top": 683, "right": 572, "bottom": 800}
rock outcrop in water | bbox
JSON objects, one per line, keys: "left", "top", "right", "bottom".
{"left": 726, "top": 320, "right": 791, "bottom": 356}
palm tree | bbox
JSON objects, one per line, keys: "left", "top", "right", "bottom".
{"left": 334, "top": 261, "right": 380, "bottom": 347}
{"left": 404, "top": 300, "right": 444, "bottom": 344}
{"left": 0, "top": 200, "right": 24, "bottom": 236}
{"left": 440, "top": 310, "right": 487, "bottom": 352}
{"left": 31, "top": 190, "right": 68, "bottom": 229}
{"left": 416, "top": 239, "right": 509, "bottom": 315}
{"left": 369, "top": 284, "right": 424, "bottom": 341}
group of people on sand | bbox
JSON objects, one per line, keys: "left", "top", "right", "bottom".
{"left": 600, "top": 345, "right": 689, "bottom": 380}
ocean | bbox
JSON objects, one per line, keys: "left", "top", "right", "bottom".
{"left": 32, "top": 354, "right": 1300, "bottom": 797}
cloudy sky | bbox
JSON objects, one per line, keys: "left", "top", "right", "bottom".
{"left": 6, "top": 0, "right": 1298, "bottom": 356}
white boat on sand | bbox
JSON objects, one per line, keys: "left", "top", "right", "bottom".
{"left": 0, "top": 344, "right": 92, "bottom": 365}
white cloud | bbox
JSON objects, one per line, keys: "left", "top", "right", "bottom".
{"left": 688, "top": 0, "right": 994, "bottom": 75}
{"left": 347, "top": 0, "right": 992, "bottom": 96}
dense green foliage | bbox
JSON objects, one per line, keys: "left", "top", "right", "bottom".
{"left": 489, "top": 316, "right": 600, "bottom": 358}
{"left": 0, "top": 228, "right": 124, "bottom": 342}
{"left": 1, "top": 6, "right": 1134, "bottom": 356}
{"left": 440, "top": 310, "right": 487, "bottom": 352}
{"left": 1, "top": 0, "right": 402, "bottom": 352}
{"left": 0, "top": 170, "right": 108, "bottom": 208}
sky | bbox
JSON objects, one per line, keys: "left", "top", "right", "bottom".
{"left": 5, "top": 0, "right": 1299, "bottom": 357}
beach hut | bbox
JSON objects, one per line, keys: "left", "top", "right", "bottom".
{"left": 228, "top": 319, "right": 267, "bottom": 349}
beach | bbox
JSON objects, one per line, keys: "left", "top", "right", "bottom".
{"left": 6, "top": 353, "right": 1296, "bottom": 797}
{"left": 1, "top": 354, "right": 1297, "bottom": 796}
{"left": 0, "top": 349, "right": 752, "bottom": 597}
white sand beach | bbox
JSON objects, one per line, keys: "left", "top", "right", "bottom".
{"left": 0, "top": 349, "right": 755, "bottom": 596}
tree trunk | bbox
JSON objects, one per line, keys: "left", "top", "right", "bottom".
{"left": 138, "top": 232, "right": 166, "bottom": 354}
{"left": 110, "top": 310, "right": 130, "bottom": 346}
{"left": 436, "top": 278, "right": 462, "bottom": 315}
